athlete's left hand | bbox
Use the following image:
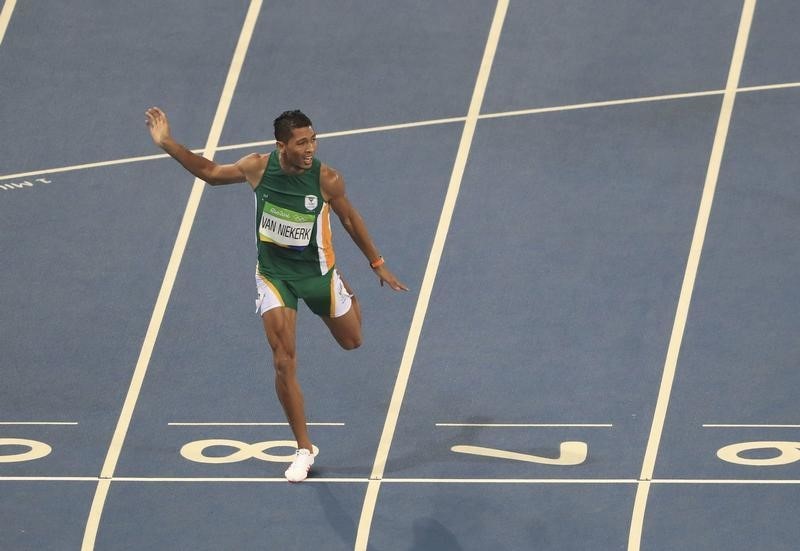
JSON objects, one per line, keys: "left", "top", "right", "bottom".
{"left": 373, "top": 265, "right": 409, "bottom": 291}
{"left": 145, "top": 107, "right": 172, "bottom": 148}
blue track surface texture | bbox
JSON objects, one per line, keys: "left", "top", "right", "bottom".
{"left": 2, "top": 1, "right": 799, "bottom": 550}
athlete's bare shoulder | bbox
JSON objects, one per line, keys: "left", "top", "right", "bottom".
{"left": 236, "top": 152, "right": 268, "bottom": 170}
{"left": 320, "top": 163, "right": 345, "bottom": 201}
{"left": 236, "top": 152, "right": 269, "bottom": 188}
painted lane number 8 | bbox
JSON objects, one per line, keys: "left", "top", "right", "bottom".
{"left": 0, "top": 438, "right": 52, "bottom": 463}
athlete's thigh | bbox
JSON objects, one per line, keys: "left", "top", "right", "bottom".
{"left": 320, "top": 305, "right": 361, "bottom": 349}
{"left": 255, "top": 271, "right": 299, "bottom": 354}
{"left": 320, "top": 270, "right": 361, "bottom": 348}
{"left": 261, "top": 306, "right": 298, "bottom": 357}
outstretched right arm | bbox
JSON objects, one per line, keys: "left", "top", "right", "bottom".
{"left": 145, "top": 106, "right": 248, "bottom": 186}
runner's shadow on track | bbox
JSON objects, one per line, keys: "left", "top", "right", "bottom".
{"left": 314, "top": 412, "right": 594, "bottom": 478}
{"left": 311, "top": 484, "right": 464, "bottom": 550}
{"left": 372, "top": 415, "right": 595, "bottom": 475}
{"left": 408, "top": 518, "right": 463, "bottom": 550}
{"left": 353, "top": 416, "right": 495, "bottom": 476}
{"left": 311, "top": 483, "right": 388, "bottom": 551}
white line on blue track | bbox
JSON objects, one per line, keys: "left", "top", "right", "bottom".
{"left": 167, "top": 422, "right": 345, "bottom": 427}
{"left": 436, "top": 423, "right": 612, "bottom": 428}
{"left": 702, "top": 424, "right": 800, "bottom": 428}
{"left": 627, "top": 1, "right": 758, "bottom": 549}
{"left": 79, "top": 2, "right": 263, "bottom": 550}
{"left": 3, "top": 81, "right": 800, "bottom": 183}
{"left": 0, "top": 0, "right": 17, "bottom": 49}
{"left": 354, "top": 1, "right": 510, "bottom": 548}
{"left": 0, "top": 422, "right": 78, "bottom": 425}
{"left": 7, "top": 476, "right": 800, "bottom": 485}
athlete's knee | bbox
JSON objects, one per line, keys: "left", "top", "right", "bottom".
{"left": 338, "top": 333, "right": 362, "bottom": 351}
{"left": 272, "top": 351, "right": 296, "bottom": 378}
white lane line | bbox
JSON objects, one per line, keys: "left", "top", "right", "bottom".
{"left": 0, "top": 421, "right": 78, "bottom": 425}
{"left": 80, "top": 2, "right": 262, "bottom": 550}
{"left": 703, "top": 424, "right": 800, "bottom": 428}
{"left": 0, "top": 119, "right": 463, "bottom": 182}
{"left": 7, "top": 476, "right": 800, "bottom": 485}
{"left": 167, "top": 422, "right": 345, "bottom": 426}
{"left": 627, "top": 2, "right": 757, "bottom": 550}
{"left": 353, "top": 2, "right": 509, "bottom": 549}
{"left": 478, "top": 89, "right": 725, "bottom": 120}
{"left": 0, "top": 152, "right": 177, "bottom": 182}
{"left": 0, "top": 118, "right": 466, "bottom": 182}
{"left": 5, "top": 81, "right": 800, "bottom": 184}
{"left": 738, "top": 82, "right": 800, "bottom": 93}
{"left": 216, "top": 115, "right": 466, "bottom": 152}
{"left": 0, "top": 0, "right": 16, "bottom": 48}
{"left": 436, "top": 423, "right": 612, "bottom": 428}
{"left": 82, "top": 478, "right": 111, "bottom": 550}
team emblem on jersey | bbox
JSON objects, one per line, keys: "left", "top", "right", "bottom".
{"left": 304, "top": 195, "right": 319, "bottom": 211}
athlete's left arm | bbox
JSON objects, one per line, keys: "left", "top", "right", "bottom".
{"left": 321, "top": 165, "right": 408, "bottom": 291}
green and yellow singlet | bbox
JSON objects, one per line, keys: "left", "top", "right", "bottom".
{"left": 254, "top": 151, "right": 335, "bottom": 280}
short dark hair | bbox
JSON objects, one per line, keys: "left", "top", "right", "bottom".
{"left": 273, "top": 110, "right": 313, "bottom": 143}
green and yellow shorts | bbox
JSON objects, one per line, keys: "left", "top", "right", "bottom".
{"left": 255, "top": 267, "right": 353, "bottom": 318}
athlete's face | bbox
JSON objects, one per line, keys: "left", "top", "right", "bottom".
{"left": 279, "top": 126, "right": 317, "bottom": 172}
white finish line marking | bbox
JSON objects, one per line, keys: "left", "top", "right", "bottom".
{"left": 7, "top": 475, "right": 800, "bottom": 485}
{"left": 79, "top": 2, "right": 262, "bottom": 550}
{"left": 627, "top": 1, "right": 757, "bottom": 550}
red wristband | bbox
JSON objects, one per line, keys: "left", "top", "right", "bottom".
{"left": 370, "top": 256, "right": 385, "bottom": 269}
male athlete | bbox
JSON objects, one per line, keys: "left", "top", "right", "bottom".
{"left": 145, "top": 107, "right": 407, "bottom": 482}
